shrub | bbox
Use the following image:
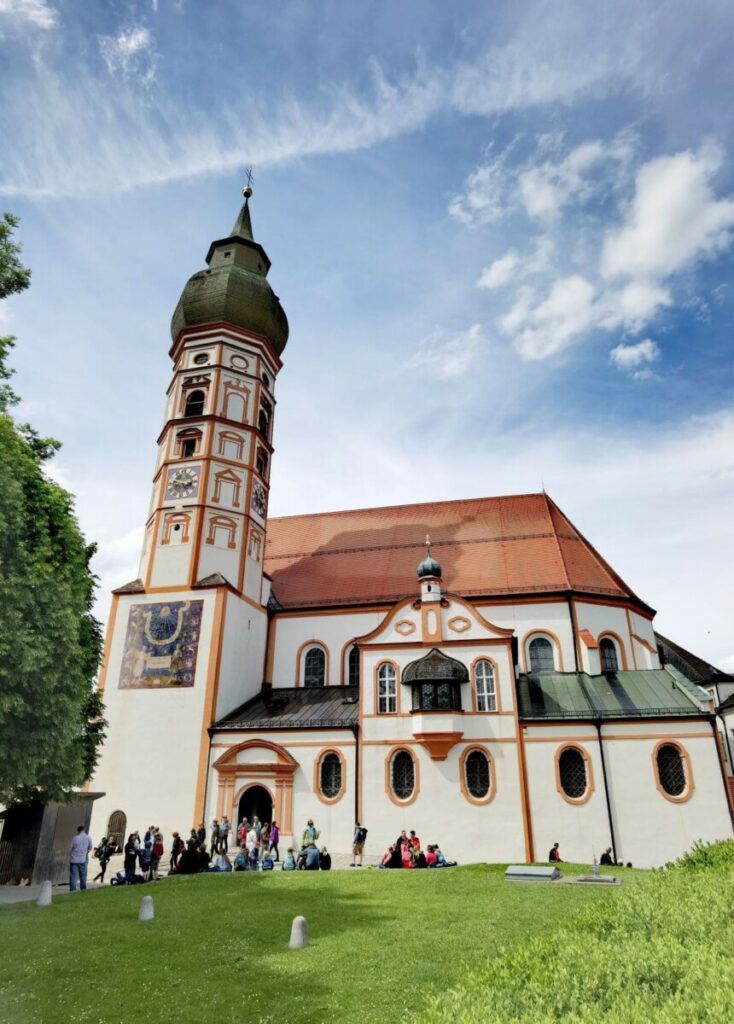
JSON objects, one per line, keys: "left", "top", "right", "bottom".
{"left": 416, "top": 843, "right": 734, "bottom": 1024}
{"left": 669, "top": 837, "right": 734, "bottom": 871}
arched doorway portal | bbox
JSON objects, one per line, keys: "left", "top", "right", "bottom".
{"left": 238, "top": 785, "right": 273, "bottom": 827}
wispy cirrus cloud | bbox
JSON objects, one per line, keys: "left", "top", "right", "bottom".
{"left": 99, "top": 25, "right": 158, "bottom": 85}
{"left": 0, "top": 0, "right": 719, "bottom": 198}
{"left": 0, "top": 0, "right": 56, "bottom": 30}
{"left": 404, "top": 324, "right": 484, "bottom": 380}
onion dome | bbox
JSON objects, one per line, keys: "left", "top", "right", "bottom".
{"left": 170, "top": 184, "right": 289, "bottom": 354}
{"left": 417, "top": 534, "right": 441, "bottom": 579}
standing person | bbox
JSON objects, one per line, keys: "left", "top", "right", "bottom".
{"left": 302, "top": 819, "right": 319, "bottom": 849}
{"left": 123, "top": 833, "right": 138, "bottom": 884}
{"left": 196, "top": 822, "right": 206, "bottom": 847}
{"left": 93, "top": 836, "right": 112, "bottom": 883}
{"left": 69, "top": 824, "right": 93, "bottom": 891}
{"left": 140, "top": 838, "right": 153, "bottom": 881}
{"left": 549, "top": 842, "right": 563, "bottom": 863}
{"left": 238, "top": 818, "right": 249, "bottom": 848}
{"left": 260, "top": 822, "right": 270, "bottom": 855}
{"left": 219, "top": 816, "right": 231, "bottom": 853}
{"left": 210, "top": 819, "right": 220, "bottom": 854}
{"left": 269, "top": 821, "right": 280, "bottom": 862}
{"left": 169, "top": 832, "right": 183, "bottom": 872}
{"left": 252, "top": 815, "right": 261, "bottom": 840}
{"left": 351, "top": 822, "right": 368, "bottom": 867}
{"left": 151, "top": 831, "right": 164, "bottom": 880}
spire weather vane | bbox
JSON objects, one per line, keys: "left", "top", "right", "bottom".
{"left": 243, "top": 167, "right": 254, "bottom": 199}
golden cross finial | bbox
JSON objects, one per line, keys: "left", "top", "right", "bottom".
{"left": 425, "top": 533, "right": 431, "bottom": 551}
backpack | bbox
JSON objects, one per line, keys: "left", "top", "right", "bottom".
{"left": 261, "top": 856, "right": 274, "bottom": 871}
{"left": 356, "top": 827, "right": 368, "bottom": 844}
{"left": 152, "top": 841, "right": 164, "bottom": 859}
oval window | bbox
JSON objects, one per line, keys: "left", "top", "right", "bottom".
{"left": 558, "top": 747, "right": 588, "bottom": 799}
{"left": 319, "top": 753, "right": 342, "bottom": 799}
{"left": 465, "top": 750, "right": 491, "bottom": 799}
{"left": 193, "top": 353, "right": 209, "bottom": 365}
{"left": 391, "top": 750, "right": 415, "bottom": 800}
{"left": 656, "top": 744, "right": 686, "bottom": 797}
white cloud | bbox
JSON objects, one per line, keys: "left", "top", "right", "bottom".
{"left": 405, "top": 324, "right": 484, "bottom": 379}
{"left": 501, "top": 275, "right": 596, "bottom": 360}
{"left": 0, "top": 0, "right": 56, "bottom": 29}
{"left": 598, "top": 280, "right": 672, "bottom": 332}
{"left": 602, "top": 144, "right": 734, "bottom": 280}
{"left": 610, "top": 338, "right": 660, "bottom": 372}
{"left": 478, "top": 251, "right": 520, "bottom": 289}
{"left": 99, "top": 26, "right": 157, "bottom": 84}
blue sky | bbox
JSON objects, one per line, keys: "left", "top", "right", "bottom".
{"left": 1, "top": 0, "right": 733, "bottom": 668}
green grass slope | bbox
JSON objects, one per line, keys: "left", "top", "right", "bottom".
{"left": 416, "top": 842, "right": 734, "bottom": 1024}
{"left": 0, "top": 864, "right": 622, "bottom": 1024}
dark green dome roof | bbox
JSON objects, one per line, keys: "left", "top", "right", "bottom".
{"left": 170, "top": 195, "right": 289, "bottom": 354}
{"left": 417, "top": 550, "right": 441, "bottom": 579}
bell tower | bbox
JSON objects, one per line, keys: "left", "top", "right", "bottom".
{"left": 91, "top": 184, "right": 289, "bottom": 837}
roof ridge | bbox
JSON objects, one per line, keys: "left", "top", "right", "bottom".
{"left": 543, "top": 492, "right": 573, "bottom": 591}
{"left": 266, "top": 491, "right": 547, "bottom": 524}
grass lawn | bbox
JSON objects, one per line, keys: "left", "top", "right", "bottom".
{"left": 0, "top": 864, "right": 637, "bottom": 1024}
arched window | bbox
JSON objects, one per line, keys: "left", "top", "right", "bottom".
{"left": 258, "top": 409, "right": 269, "bottom": 436}
{"left": 558, "top": 747, "right": 589, "bottom": 800}
{"left": 303, "top": 647, "right": 326, "bottom": 688}
{"left": 348, "top": 645, "right": 359, "bottom": 687}
{"left": 474, "top": 660, "right": 497, "bottom": 712}
{"left": 528, "top": 636, "right": 555, "bottom": 673}
{"left": 255, "top": 447, "right": 269, "bottom": 478}
{"left": 377, "top": 663, "right": 397, "bottom": 714}
{"left": 464, "top": 750, "right": 491, "bottom": 799}
{"left": 656, "top": 744, "right": 687, "bottom": 798}
{"left": 390, "top": 750, "right": 415, "bottom": 801}
{"left": 176, "top": 428, "right": 202, "bottom": 458}
{"left": 319, "top": 752, "right": 342, "bottom": 800}
{"left": 106, "top": 810, "right": 127, "bottom": 851}
{"left": 600, "top": 637, "right": 619, "bottom": 672}
{"left": 184, "top": 390, "right": 205, "bottom": 417}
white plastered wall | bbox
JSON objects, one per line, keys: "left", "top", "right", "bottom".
{"left": 269, "top": 611, "right": 384, "bottom": 687}
{"left": 214, "top": 593, "right": 268, "bottom": 719}
{"left": 90, "top": 589, "right": 218, "bottom": 844}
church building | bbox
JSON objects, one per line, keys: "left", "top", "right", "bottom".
{"left": 90, "top": 189, "right": 734, "bottom": 868}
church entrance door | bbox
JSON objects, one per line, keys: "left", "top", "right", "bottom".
{"left": 238, "top": 785, "right": 273, "bottom": 827}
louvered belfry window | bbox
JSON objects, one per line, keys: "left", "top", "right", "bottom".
{"left": 657, "top": 744, "right": 686, "bottom": 797}
{"left": 391, "top": 750, "right": 415, "bottom": 800}
{"left": 465, "top": 750, "right": 491, "bottom": 799}
{"left": 559, "top": 747, "right": 588, "bottom": 799}
{"left": 320, "top": 753, "right": 342, "bottom": 799}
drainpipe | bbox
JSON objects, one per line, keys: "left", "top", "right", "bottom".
{"left": 709, "top": 715, "right": 734, "bottom": 821}
{"left": 352, "top": 723, "right": 360, "bottom": 826}
{"left": 594, "top": 719, "right": 618, "bottom": 863}
{"left": 201, "top": 729, "right": 214, "bottom": 825}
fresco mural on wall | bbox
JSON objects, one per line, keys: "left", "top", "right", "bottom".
{"left": 118, "top": 600, "right": 204, "bottom": 689}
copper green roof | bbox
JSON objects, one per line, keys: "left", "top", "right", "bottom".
{"left": 170, "top": 193, "right": 289, "bottom": 353}
{"left": 517, "top": 670, "right": 704, "bottom": 720}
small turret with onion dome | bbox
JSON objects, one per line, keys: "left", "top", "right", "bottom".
{"left": 417, "top": 534, "right": 442, "bottom": 602}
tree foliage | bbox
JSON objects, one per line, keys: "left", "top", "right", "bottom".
{"left": 0, "top": 213, "right": 105, "bottom": 805}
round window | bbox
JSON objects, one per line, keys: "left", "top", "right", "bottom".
{"left": 193, "top": 353, "right": 209, "bottom": 365}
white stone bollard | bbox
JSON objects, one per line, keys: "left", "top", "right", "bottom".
{"left": 36, "top": 881, "right": 53, "bottom": 907}
{"left": 138, "top": 895, "right": 155, "bottom": 922}
{"left": 289, "top": 915, "right": 308, "bottom": 949}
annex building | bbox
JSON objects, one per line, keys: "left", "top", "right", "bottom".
{"left": 90, "top": 191, "right": 734, "bottom": 868}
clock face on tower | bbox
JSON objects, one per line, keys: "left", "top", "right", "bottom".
{"left": 166, "top": 466, "right": 200, "bottom": 500}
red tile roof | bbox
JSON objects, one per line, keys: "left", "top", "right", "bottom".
{"left": 263, "top": 493, "right": 649, "bottom": 612}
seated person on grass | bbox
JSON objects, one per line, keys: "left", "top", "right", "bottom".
{"left": 426, "top": 845, "right": 437, "bottom": 867}
{"left": 211, "top": 853, "right": 232, "bottom": 872}
{"left": 261, "top": 852, "right": 274, "bottom": 871}
{"left": 319, "top": 846, "right": 332, "bottom": 871}
{"left": 282, "top": 848, "right": 297, "bottom": 871}
{"left": 233, "top": 851, "right": 247, "bottom": 871}
{"left": 303, "top": 843, "right": 320, "bottom": 870}
{"left": 198, "top": 844, "right": 211, "bottom": 872}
